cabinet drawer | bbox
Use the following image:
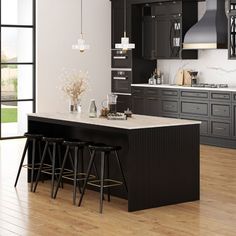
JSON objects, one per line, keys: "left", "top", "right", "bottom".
{"left": 162, "top": 100, "right": 178, "bottom": 113}
{"left": 112, "top": 50, "right": 132, "bottom": 68}
{"left": 161, "top": 89, "right": 179, "bottom": 97}
{"left": 132, "top": 87, "right": 144, "bottom": 96}
{"left": 181, "top": 101, "right": 208, "bottom": 116}
{"left": 181, "top": 116, "right": 208, "bottom": 135}
{"left": 210, "top": 92, "right": 231, "bottom": 101}
{"left": 145, "top": 88, "right": 159, "bottom": 97}
{"left": 211, "top": 121, "right": 231, "bottom": 138}
{"left": 180, "top": 90, "right": 209, "bottom": 100}
{"left": 211, "top": 104, "right": 230, "bottom": 118}
{"left": 233, "top": 93, "right": 236, "bottom": 102}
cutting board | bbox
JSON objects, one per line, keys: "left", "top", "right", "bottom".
{"left": 176, "top": 70, "right": 184, "bottom": 85}
{"left": 183, "top": 70, "right": 192, "bottom": 86}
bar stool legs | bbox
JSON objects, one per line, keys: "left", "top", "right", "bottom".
{"left": 14, "top": 134, "right": 43, "bottom": 192}
{"left": 78, "top": 150, "right": 95, "bottom": 207}
{"left": 14, "top": 139, "right": 29, "bottom": 188}
{"left": 33, "top": 137, "right": 64, "bottom": 198}
{"left": 79, "top": 145, "right": 128, "bottom": 214}
{"left": 33, "top": 141, "right": 49, "bottom": 193}
{"left": 100, "top": 152, "right": 105, "bottom": 213}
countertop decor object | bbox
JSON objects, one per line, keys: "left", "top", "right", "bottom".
{"left": 61, "top": 70, "right": 89, "bottom": 113}
{"left": 72, "top": 0, "right": 90, "bottom": 52}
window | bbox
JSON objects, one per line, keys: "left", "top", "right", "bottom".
{"left": 0, "top": 0, "right": 36, "bottom": 138}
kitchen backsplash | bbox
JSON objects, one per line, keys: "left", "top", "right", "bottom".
{"left": 157, "top": 50, "right": 236, "bottom": 86}
{"left": 157, "top": 1, "right": 236, "bottom": 87}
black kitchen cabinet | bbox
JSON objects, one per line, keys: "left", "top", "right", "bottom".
{"left": 131, "top": 86, "right": 236, "bottom": 149}
{"left": 145, "top": 88, "right": 160, "bottom": 116}
{"left": 132, "top": 87, "right": 160, "bottom": 116}
{"left": 141, "top": 1, "right": 198, "bottom": 60}
{"left": 228, "top": 0, "right": 236, "bottom": 59}
{"left": 233, "top": 100, "right": 236, "bottom": 138}
{"left": 116, "top": 94, "right": 132, "bottom": 112}
{"left": 111, "top": 0, "right": 156, "bottom": 94}
{"left": 111, "top": 0, "right": 124, "bottom": 48}
{"left": 142, "top": 16, "right": 156, "bottom": 60}
{"left": 132, "top": 96, "right": 145, "bottom": 114}
{"left": 132, "top": 87, "right": 145, "bottom": 114}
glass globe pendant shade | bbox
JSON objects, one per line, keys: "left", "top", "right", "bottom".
{"left": 72, "top": 0, "right": 89, "bottom": 53}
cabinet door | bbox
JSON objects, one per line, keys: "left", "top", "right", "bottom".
{"left": 111, "top": 0, "right": 124, "bottom": 48}
{"left": 117, "top": 95, "right": 132, "bottom": 112}
{"left": 132, "top": 96, "right": 145, "bottom": 115}
{"left": 155, "top": 16, "right": 170, "bottom": 59}
{"left": 145, "top": 97, "right": 160, "bottom": 116}
{"left": 169, "top": 16, "right": 181, "bottom": 58}
{"left": 142, "top": 16, "right": 156, "bottom": 60}
{"left": 233, "top": 104, "right": 236, "bottom": 137}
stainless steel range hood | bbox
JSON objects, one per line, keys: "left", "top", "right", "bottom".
{"left": 183, "top": 0, "right": 228, "bottom": 50}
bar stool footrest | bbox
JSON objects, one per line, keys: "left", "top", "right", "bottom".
{"left": 62, "top": 173, "right": 96, "bottom": 181}
{"left": 88, "top": 179, "right": 123, "bottom": 188}
{"left": 22, "top": 163, "right": 52, "bottom": 170}
{"left": 41, "top": 167, "right": 71, "bottom": 175}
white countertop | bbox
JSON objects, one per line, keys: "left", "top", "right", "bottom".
{"left": 28, "top": 113, "right": 201, "bottom": 130}
{"left": 131, "top": 84, "right": 236, "bottom": 92}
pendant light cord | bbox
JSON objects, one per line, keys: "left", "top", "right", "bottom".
{"left": 81, "top": 0, "right": 83, "bottom": 37}
{"left": 124, "top": 0, "right": 126, "bottom": 37}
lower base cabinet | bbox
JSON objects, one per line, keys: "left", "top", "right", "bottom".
{"left": 233, "top": 104, "right": 236, "bottom": 138}
{"left": 131, "top": 86, "right": 236, "bottom": 149}
{"left": 116, "top": 94, "right": 132, "bottom": 113}
{"left": 132, "top": 96, "right": 145, "bottom": 115}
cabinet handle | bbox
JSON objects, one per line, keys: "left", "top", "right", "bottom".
{"left": 113, "top": 56, "right": 127, "bottom": 59}
{"left": 165, "top": 105, "right": 174, "bottom": 108}
{"left": 113, "top": 77, "right": 127, "bottom": 80}
{"left": 215, "top": 127, "right": 225, "bottom": 131}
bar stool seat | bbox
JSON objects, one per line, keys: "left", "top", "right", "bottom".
{"left": 33, "top": 136, "right": 64, "bottom": 198}
{"left": 53, "top": 140, "right": 97, "bottom": 205}
{"left": 78, "top": 143, "right": 128, "bottom": 213}
{"left": 88, "top": 144, "right": 121, "bottom": 152}
{"left": 42, "top": 137, "right": 64, "bottom": 144}
{"left": 14, "top": 133, "right": 44, "bottom": 192}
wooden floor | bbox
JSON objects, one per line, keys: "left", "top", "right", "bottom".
{"left": 0, "top": 139, "right": 236, "bottom": 236}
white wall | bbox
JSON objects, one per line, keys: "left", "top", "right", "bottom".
{"left": 36, "top": 0, "right": 111, "bottom": 113}
{"left": 157, "top": 2, "right": 236, "bottom": 86}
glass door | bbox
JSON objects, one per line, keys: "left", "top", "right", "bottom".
{"left": 0, "top": 0, "right": 36, "bottom": 138}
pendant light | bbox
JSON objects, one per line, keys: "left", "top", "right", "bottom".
{"left": 115, "top": 0, "right": 135, "bottom": 51}
{"left": 72, "top": 0, "right": 90, "bottom": 52}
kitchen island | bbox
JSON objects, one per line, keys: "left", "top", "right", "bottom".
{"left": 28, "top": 113, "right": 200, "bottom": 212}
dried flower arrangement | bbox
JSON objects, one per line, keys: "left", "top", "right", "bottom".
{"left": 61, "top": 69, "right": 89, "bottom": 112}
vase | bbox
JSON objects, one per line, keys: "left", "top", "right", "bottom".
{"left": 69, "top": 98, "right": 81, "bottom": 113}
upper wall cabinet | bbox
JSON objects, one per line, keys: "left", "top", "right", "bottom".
{"left": 111, "top": 0, "right": 124, "bottom": 48}
{"left": 228, "top": 0, "right": 236, "bottom": 59}
{"left": 142, "top": 1, "right": 198, "bottom": 60}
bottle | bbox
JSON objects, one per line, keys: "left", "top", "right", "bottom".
{"left": 89, "top": 99, "right": 97, "bottom": 118}
{"left": 156, "top": 69, "right": 161, "bottom": 85}
{"left": 148, "top": 73, "right": 157, "bottom": 85}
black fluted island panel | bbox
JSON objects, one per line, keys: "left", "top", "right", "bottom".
{"left": 28, "top": 113, "right": 200, "bottom": 212}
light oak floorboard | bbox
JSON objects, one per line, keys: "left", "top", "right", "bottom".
{"left": 0, "top": 139, "right": 235, "bottom": 236}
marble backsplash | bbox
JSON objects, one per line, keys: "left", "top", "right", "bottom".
{"left": 157, "top": 50, "right": 236, "bottom": 87}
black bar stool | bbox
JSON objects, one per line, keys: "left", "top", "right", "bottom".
{"left": 14, "top": 133, "right": 43, "bottom": 192}
{"left": 78, "top": 144, "right": 128, "bottom": 213}
{"left": 53, "top": 140, "right": 97, "bottom": 205}
{"left": 33, "top": 137, "right": 64, "bottom": 198}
